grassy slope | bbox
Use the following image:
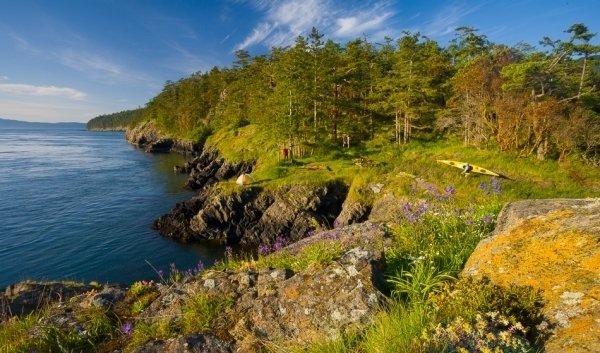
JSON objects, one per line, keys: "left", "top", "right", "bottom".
{"left": 207, "top": 123, "right": 600, "bottom": 203}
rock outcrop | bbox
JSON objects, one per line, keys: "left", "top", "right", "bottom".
{"left": 153, "top": 181, "right": 349, "bottom": 246}
{"left": 139, "top": 222, "right": 387, "bottom": 350}
{"left": 125, "top": 121, "right": 201, "bottom": 154}
{"left": 174, "top": 148, "right": 254, "bottom": 190}
{"left": 1, "top": 280, "right": 96, "bottom": 319}
{"left": 463, "top": 198, "right": 600, "bottom": 353}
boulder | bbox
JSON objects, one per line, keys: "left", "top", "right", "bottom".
{"left": 463, "top": 198, "right": 600, "bottom": 353}
{"left": 227, "top": 247, "right": 385, "bottom": 343}
{"left": 334, "top": 198, "right": 370, "bottom": 227}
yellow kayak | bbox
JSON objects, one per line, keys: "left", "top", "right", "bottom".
{"left": 436, "top": 160, "right": 503, "bottom": 177}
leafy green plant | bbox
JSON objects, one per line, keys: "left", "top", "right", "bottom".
{"left": 388, "top": 261, "right": 455, "bottom": 303}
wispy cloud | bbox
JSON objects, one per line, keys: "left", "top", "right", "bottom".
{"left": 421, "top": 3, "right": 483, "bottom": 38}
{"left": 59, "top": 49, "right": 121, "bottom": 76}
{"left": 0, "top": 83, "right": 86, "bottom": 100}
{"left": 0, "top": 76, "right": 8, "bottom": 80}
{"left": 9, "top": 33, "right": 41, "bottom": 55}
{"left": 236, "top": 22, "right": 278, "bottom": 50}
{"left": 164, "top": 41, "right": 216, "bottom": 74}
{"left": 235, "top": 0, "right": 396, "bottom": 50}
{"left": 56, "top": 49, "right": 158, "bottom": 87}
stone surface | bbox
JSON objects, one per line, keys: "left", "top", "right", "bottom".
{"left": 223, "top": 246, "right": 385, "bottom": 344}
{"left": 132, "top": 334, "right": 234, "bottom": 353}
{"left": 334, "top": 198, "right": 370, "bottom": 227}
{"left": 1, "top": 280, "right": 94, "bottom": 319}
{"left": 153, "top": 181, "right": 348, "bottom": 246}
{"left": 463, "top": 198, "right": 600, "bottom": 353}
{"left": 125, "top": 121, "right": 201, "bottom": 154}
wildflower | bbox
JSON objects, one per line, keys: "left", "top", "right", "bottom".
{"left": 258, "top": 243, "right": 270, "bottom": 256}
{"left": 444, "top": 184, "right": 456, "bottom": 197}
{"left": 482, "top": 215, "right": 494, "bottom": 224}
{"left": 490, "top": 177, "right": 503, "bottom": 195}
{"left": 224, "top": 246, "right": 233, "bottom": 260}
{"left": 120, "top": 322, "right": 133, "bottom": 336}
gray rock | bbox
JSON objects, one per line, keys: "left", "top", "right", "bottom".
{"left": 132, "top": 334, "right": 234, "bottom": 353}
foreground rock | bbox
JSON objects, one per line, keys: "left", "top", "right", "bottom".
{"left": 463, "top": 198, "right": 600, "bottom": 353}
{"left": 153, "top": 181, "right": 348, "bottom": 246}
{"left": 142, "top": 222, "right": 387, "bottom": 351}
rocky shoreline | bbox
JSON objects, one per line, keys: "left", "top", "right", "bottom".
{"left": 125, "top": 122, "right": 370, "bottom": 248}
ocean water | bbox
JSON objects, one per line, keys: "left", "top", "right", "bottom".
{"left": 0, "top": 125, "right": 223, "bottom": 289}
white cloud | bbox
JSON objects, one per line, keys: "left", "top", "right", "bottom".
{"left": 0, "top": 83, "right": 86, "bottom": 100}
{"left": 0, "top": 75, "right": 7, "bottom": 80}
{"left": 235, "top": 0, "right": 396, "bottom": 50}
{"left": 335, "top": 11, "right": 393, "bottom": 38}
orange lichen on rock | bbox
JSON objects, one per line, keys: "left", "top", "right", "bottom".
{"left": 463, "top": 199, "right": 600, "bottom": 353}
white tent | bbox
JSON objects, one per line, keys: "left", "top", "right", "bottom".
{"left": 236, "top": 173, "right": 252, "bottom": 186}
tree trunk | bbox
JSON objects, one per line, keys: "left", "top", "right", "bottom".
{"left": 395, "top": 110, "right": 400, "bottom": 145}
{"left": 578, "top": 54, "right": 587, "bottom": 99}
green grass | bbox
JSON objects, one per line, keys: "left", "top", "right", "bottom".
{"left": 181, "top": 292, "right": 232, "bottom": 334}
{"left": 0, "top": 307, "right": 117, "bottom": 353}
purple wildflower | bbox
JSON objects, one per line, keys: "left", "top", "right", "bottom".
{"left": 444, "top": 185, "right": 456, "bottom": 197}
{"left": 195, "top": 260, "right": 205, "bottom": 273}
{"left": 272, "top": 236, "right": 285, "bottom": 251}
{"left": 258, "top": 244, "right": 270, "bottom": 256}
{"left": 224, "top": 246, "right": 233, "bottom": 260}
{"left": 490, "top": 177, "right": 503, "bottom": 195}
{"left": 482, "top": 215, "right": 494, "bottom": 224}
{"left": 120, "top": 322, "right": 133, "bottom": 336}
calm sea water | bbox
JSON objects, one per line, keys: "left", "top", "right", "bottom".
{"left": 0, "top": 125, "right": 223, "bottom": 289}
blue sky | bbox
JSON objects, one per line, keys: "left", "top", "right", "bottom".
{"left": 1, "top": 0, "right": 598, "bottom": 123}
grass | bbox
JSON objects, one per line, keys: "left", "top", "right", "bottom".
{"left": 181, "top": 292, "right": 232, "bottom": 334}
{"left": 0, "top": 307, "right": 117, "bottom": 353}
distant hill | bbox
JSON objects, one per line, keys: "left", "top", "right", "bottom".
{"left": 0, "top": 118, "right": 85, "bottom": 129}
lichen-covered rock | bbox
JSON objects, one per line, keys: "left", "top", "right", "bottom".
{"left": 132, "top": 334, "right": 234, "bottom": 353}
{"left": 222, "top": 246, "right": 385, "bottom": 344}
{"left": 463, "top": 198, "right": 600, "bottom": 353}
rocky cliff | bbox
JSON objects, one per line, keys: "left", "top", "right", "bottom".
{"left": 463, "top": 198, "right": 600, "bottom": 353}
{"left": 125, "top": 121, "right": 201, "bottom": 154}
{"left": 153, "top": 181, "right": 348, "bottom": 247}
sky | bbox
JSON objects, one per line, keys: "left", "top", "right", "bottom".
{"left": 1, "top": 0, "right": 598, "bottom": 123}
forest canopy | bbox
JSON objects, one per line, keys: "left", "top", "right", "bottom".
{"left": 91, "top": 24, "right": 600, "bottom": 163}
